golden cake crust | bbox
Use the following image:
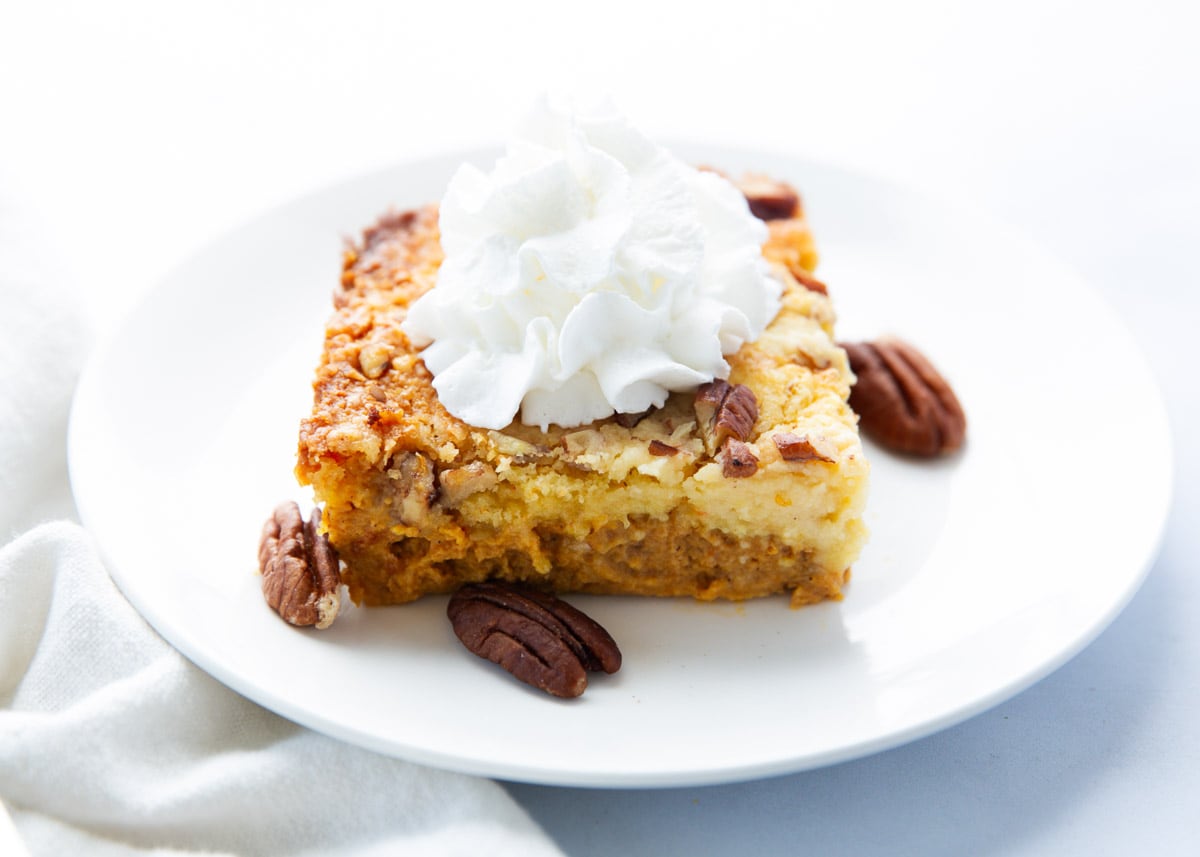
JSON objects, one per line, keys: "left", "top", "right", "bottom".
{"left": 296, "top": 192, "right": 869, "bottom": 607}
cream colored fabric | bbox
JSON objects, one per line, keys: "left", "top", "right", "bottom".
{"left": 0, "top": 179, "right": 562, "bottom": 857}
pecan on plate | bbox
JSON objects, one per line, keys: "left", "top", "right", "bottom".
{"left": 841, "top": 338, "right": 966, "bottom": 457}
{"left": 447, "top": 582, "right": 621, "bottom": 698}
{"left": 258, "top": 501, "right": 341, "bottom": 629}
{"left": 694, "top": 379, "right": 759, "bottom": 456}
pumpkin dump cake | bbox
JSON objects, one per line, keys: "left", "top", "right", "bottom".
{"left": 294, "top": 100, "right": 869, "bottom": 608}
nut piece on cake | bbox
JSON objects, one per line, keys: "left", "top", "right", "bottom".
{"left": 773, "top": 433, "right": 839, "bottom": 463}
{"left": 693, "top": 380, "right": 759, "bottom": 457}
{"left": 735, "top": 173, "right": 802, "bottom": 221}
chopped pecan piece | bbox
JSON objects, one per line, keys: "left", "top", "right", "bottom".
{"left": 358, "top": 341, "right": 393, "bottom": 379}
{"left": 447, "top": 582, "right": 621, "bottom": 698}
{"left": 438, "top": 461, "right": 499, "bottom": 507}
{"left": 258, "top": 502, "right": 341, "bottom": 629}
{"left": 648, "top": 439, "right": 678, "bottom": 456}
{"left": 694, "top": 380, "right": 759, "bottom": 455}
{"left": 614, "top": 409, "right": 651, "bottom": 428}
{"left": 720, "top": 438, "right": 759, "bottom": 478}
{"left": 736, "top": 174, "right": 802, "bottom": 221}
{"left": 714, "top": 385, "right": 758, "bottom": 445}
{"left": 361, "top": 209, "right": 419, "bottom": 255}
{"left": 841, "top": 338, "right": 967, "bottom": 456}
{"left": 773, "top": 432, "right": 838, "bottom": 463}
{"left": 387, "top": 451, "right": 437, "bottom": 524}
{"left": 789, "top": 266, "right": 829, "bottom": 295}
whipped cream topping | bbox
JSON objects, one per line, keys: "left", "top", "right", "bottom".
{"left": 401, "top": 97, "right": 782, "bottom": 431}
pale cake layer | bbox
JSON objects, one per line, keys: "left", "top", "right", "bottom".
{"left": 296, "top": 200, "right": 869, "bottom": 608}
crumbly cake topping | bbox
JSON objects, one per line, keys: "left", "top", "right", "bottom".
{"left": 301, "top": 201, "right": 862, "bottom": 538}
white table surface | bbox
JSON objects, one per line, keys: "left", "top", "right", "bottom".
{"left": 3, "top": 1, "right": 1197, "bottom": 854}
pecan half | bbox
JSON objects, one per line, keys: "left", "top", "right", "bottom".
{"left": 736, "top": 174, "right": 802, "bottom": 221}
{"left": 447, "top": 582, "right": 621, "bottom": 698}
{"left": 694, "top": 380, "right": 759, "bottom": 455}
{"left": 841, "top": 338, "right": 966, "bottom": 456}
{"left": 258, "top": 502, "right": 341, "bottom": 629}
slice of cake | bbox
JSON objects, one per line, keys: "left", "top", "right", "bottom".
{"left": 295, "top": 100, "right": 868, "bottom": 609}
{"left": 295, "top": 198, "right": 868, "bottom": 609}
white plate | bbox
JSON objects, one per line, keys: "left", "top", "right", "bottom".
{"left": 68, "top": 146, "right": 1172, "bottom": 788}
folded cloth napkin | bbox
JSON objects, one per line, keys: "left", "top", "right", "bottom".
{"left": 0, "top": 177, "right": 563, "bottom": 857}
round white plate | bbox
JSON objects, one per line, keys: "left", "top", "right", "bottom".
{"left": 68, "top": 146, "right": 1172, "bottom": 787}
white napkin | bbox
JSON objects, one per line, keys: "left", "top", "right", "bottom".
{"left": 0, "top": 177, "right": 564, "bottom": 857}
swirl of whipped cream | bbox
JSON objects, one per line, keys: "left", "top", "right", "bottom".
{"left": 401, "top": 97, "right": 782, "bottom": 431}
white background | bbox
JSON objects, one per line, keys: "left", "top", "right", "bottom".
{"left": 2, "top": 1, "right": 1197, "bottom": 854}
